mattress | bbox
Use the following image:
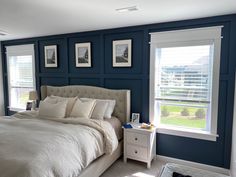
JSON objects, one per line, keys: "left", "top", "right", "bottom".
{"left": 105, "top": 116, "right": 123, "bottom": 140}
{"left": 0, "top": 112, "right": 118, "bottom": 177}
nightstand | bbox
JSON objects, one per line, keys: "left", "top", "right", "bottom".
{"left": 123, "top": 124, "right": 156, "bottom": 168}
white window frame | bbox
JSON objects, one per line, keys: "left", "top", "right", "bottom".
{"left": 6, "top": 44, "right": 36, "bottom": 112}
{"left": 149, "top": 26, "right": 223, "bottom": 141}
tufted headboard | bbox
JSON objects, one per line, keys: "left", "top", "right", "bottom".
{"left": 40, "top": 85, "right": 131, "bottom": 123}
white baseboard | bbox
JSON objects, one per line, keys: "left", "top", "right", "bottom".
{"left": 156, "top": 155, "right": 230, "bottom": 176}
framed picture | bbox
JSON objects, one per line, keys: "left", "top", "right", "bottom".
{"left": 26, "top": 102, "right": 32, "bottom": 111}
{"left": 44, "top": 45, "right": 57, "bottom": 67}
{"left": 75, "top": 42, "right": 91, "bottom": 67}
{"left": 131, "top": 113, "right": 140, "bottom": 124}
{"left": 113, "top": 39, "right": 132, "bottom": 67}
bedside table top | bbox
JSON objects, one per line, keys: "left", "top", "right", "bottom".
{"left": 123, "top": 123, "right": 156, "bottom": 133}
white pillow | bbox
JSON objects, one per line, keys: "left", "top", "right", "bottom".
{"left": 80, "top": 98, "right": 116, "bottom": 119}
{"left": 70, "top": 99, "right": 96, "bottom": 118}
{"left": 38, "top": 100, "right": 68, "bottom": 119}
{"left": 80, "top": 98, "right": 108, "bottom": 119}
{"left": 44, "top": 95, "right": 77, "bottom": 117}
{"left": 91, "top": 102, "right": 108, "bottom": 120}
{"left": 104, "top": 100, "right": 116, "bottom": 119}
{"left": 44, "top": 96, "right": 57, "bottom": 103}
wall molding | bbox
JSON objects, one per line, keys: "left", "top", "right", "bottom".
{"left": 157, "top": 155, "right": 230, "bottom": 175}
{"left": 1, "top": 14, "right": 236, "bottom": 168}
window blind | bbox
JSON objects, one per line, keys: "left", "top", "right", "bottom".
{"left": 9, "top": 55, "right": 34, "bottom": 88}
{"left": 149, "top": 26, "right": 222, "bottom": 139}
{"left": 6, "top": 44, "right": 35, "bottom": 110}
{"left": 155, "top": 45, "right": 213, "bottom": 103}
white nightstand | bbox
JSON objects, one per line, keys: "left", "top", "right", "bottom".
{"left": 123, "top": 124, "right": 156, "bottom": 168}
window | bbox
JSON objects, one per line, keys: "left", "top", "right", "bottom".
{"left": 150, "top": 27, "right": 222, "bottom": 141}
{"left": 6, "top": 44, "right": 36, "bottom": 111}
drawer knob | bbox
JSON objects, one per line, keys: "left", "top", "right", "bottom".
{"left": 135, "top": 137, "right": 138, "bottom": 141}
{"left": 135, "top": 150, "right": 138, "bottom": 154}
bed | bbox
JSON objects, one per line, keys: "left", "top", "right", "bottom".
{"left": 0, "top": 85, "right": 131, "bottom": 177}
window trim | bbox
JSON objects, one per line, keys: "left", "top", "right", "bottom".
{"left": 149, "top": 26, "right": 223, "bottom": 141}
{"left": 6, "top": 44, "right": 36, "bottom": 111}
{"left": 157, "top": 125, "right": 219, "bottom": 141}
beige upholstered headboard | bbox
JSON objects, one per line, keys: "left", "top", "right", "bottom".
{"left": 40, "top": 85, "right": 131, "bottom": 123}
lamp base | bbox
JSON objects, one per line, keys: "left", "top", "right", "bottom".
{"left": 31, "top": 100, "right": 37, "bottom": 111}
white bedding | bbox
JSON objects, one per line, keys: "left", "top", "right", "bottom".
{"left": 0, "top": 111, "right": 118, "bottom": 177}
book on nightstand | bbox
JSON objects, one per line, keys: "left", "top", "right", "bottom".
{"left": 123, "top": 123, "right": 133, "bottom": 129}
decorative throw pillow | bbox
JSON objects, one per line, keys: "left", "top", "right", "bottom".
{"left": 103, "top": 99, "right": 116, "bottom": 119}
{"left": 38, "top": 100, "right": 68, "bottom": 119}
{"left": 44, "top": 95, "right": 77, "bottom": 117}
{"left": 91, "top": 102, "right": 108, "bottom": 120}
{"left": 173, "top": 172, "right": 192, "bottom": 177}
{"left": 44, "top": 96, "right": 57, "bottom": 103}
{"left": 70, "top": 99, "right": 96, "bottom": 118}
{"left": 80, "top": 98, "right": 116, "bottom": 119}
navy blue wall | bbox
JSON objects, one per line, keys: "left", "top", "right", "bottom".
{"left": 1, "top": 14, "right": 236, "bottom": 169}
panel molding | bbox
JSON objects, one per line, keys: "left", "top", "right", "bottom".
{"left": 1, "top": 14, "right": 236, "bottom": 168}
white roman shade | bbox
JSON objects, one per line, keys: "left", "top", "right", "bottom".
{"left": 150, "top": 26, "right": 223, "bottom": 45}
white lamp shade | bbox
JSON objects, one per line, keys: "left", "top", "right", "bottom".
{"left": 29, "top": 91, "right": 38, "bottom": 100}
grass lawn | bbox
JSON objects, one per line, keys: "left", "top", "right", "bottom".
{"left": 161, "top": 116, "right": 206, "bottom": 129}
{"left": 160, "top": 105, "right": 206, "bottom": 129}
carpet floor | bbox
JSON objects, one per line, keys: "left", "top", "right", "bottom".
{"left": 100, "top": 158, "right": 166, "bottom": 177}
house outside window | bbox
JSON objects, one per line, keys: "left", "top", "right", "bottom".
{"left": 149, "top": 26, "right": 223, "bottom": 141}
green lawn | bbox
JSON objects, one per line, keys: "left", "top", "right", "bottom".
{"left": 160, "top": 105, "right": 206, "bottom": 129}
{"left": 161, "top": 116, "right": 206, "bottom": 129}
{"left": 161, "top": 104, "right": 206, "bottom": 113}
{"left": 20, "top": 92, "right": 29, "bottom": 103}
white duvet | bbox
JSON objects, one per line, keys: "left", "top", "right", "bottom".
{"left": 0, "top": 111, "right": 118, "bottom": 177}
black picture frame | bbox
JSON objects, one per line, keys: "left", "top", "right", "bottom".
{"left": 26, "top": 102, "right": 32, "bottom": 110}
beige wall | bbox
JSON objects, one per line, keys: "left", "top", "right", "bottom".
{"left": 0, "top": 42, "right": 5, "bottom": 115}
{"left": 231, "top": 73, "right": 236, "bottom": 177}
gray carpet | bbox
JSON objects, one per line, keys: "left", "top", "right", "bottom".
{"left": 100, "top": 158, "right": 166, "bottom": 177}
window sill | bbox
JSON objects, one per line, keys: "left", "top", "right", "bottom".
{"left": 156, "top": 125, "right": 218, "bottom": 141}
{"left": 8, "top": 107, "right": 25, "bottom": 112}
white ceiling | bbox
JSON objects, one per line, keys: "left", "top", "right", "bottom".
{"left": 0, "top": 0, "right": 236, "bottom": 41}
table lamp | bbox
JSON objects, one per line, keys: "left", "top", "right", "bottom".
{"left": 29, "top": 90, "right": 38, "bottom": 110}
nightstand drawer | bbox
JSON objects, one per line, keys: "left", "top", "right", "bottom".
{"left": 127, "top": 144, "right": 148, "bottom": 160}
{"left": 126, "top": 132, "right": 148, "bottom": 146}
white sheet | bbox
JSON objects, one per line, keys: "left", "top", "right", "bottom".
{"left": 0, "top": 111, "right": 118, "bottom": 177}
